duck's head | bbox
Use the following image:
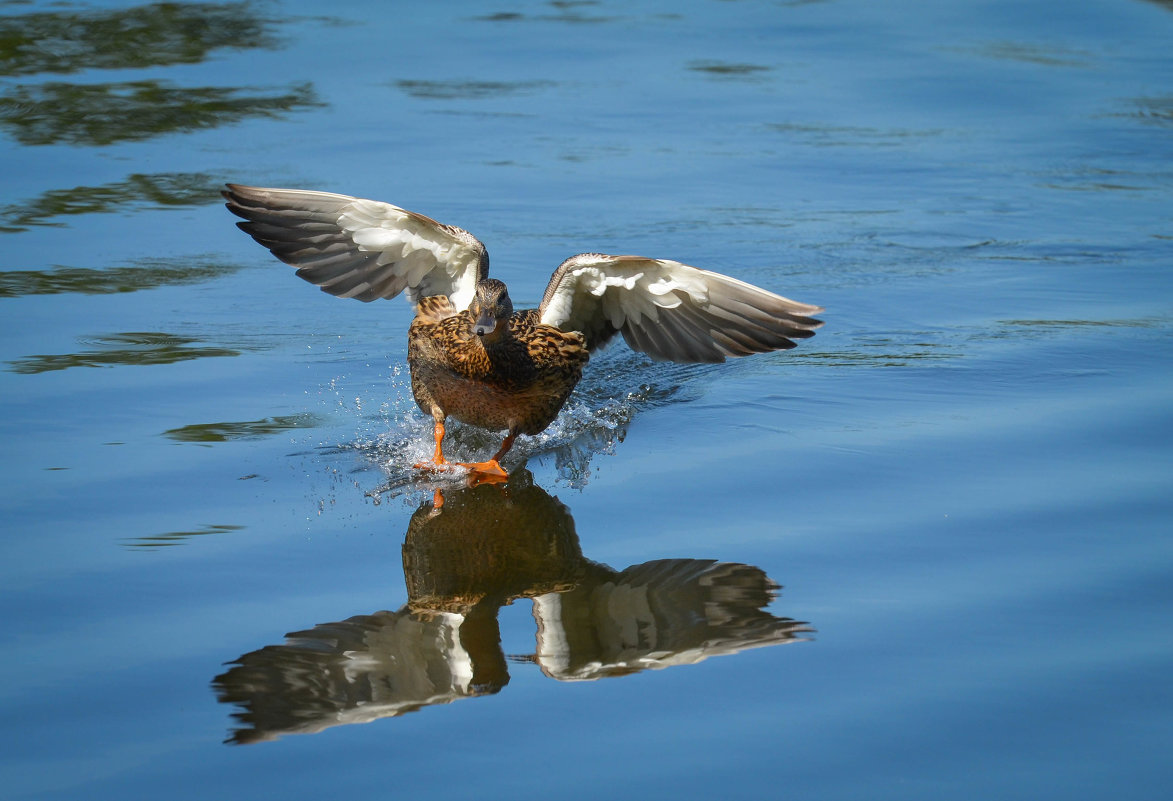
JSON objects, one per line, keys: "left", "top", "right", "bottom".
{"left": 469, "top": 279, "right": 513, "bottom": 341}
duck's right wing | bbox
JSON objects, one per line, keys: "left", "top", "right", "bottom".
{"left": 223, "top": 184, "right": 488, "bottom": 308}
{"left": 538, "top": 253, "right": 823, "bottom": 362}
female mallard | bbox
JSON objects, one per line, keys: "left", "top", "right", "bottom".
{"left": 224, "top": 184, "right": 823, "bottom": 478}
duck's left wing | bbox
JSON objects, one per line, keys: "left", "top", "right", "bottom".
{"left": 223, "top": 185, "right": 487, "bottom": 308}
{"left": 538, "top": 254, "right": 823, "bottom": 363}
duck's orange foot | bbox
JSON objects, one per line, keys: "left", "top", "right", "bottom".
{"left": 412, "top": 459, "right": 455, "bottom": 473}
{"left": 455, "top": 459, "right": 510, "bottom": 485}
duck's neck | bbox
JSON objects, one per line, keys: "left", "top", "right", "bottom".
{"left": 471, "top": 320, "right": 510, "bottom": 351}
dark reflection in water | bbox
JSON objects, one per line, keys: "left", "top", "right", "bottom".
{"left": 965, "top": 41, "right": 1092, "bottom": 68}
{"left": 1034, "top": 165, "right": 1153, "bottom": 193}
{"left": 163, "top": 414, "right": 324, "bottom": 444}
{"left": 0, "top": 2, "right": 319, "bottom": 147}
{"left": 0, "top": 1, "right": 279, "bottom": 76}
{"left": 474, "top": 11, "right": 527, "bottom": 22}
{"left": 791, "top": 336, "right": 956, "bottom": 368}
{"left": 395, "top": 79, "right": 555, "bottom": 100}
{"left": 0, "top": 172, "right": 225, "bottom": 233}
{"left": 0, "top": 259, "right": 240, "bottom": 297}
{"left": 768, "top": 122, "right": 945, "bottom": 149}
{"left": 687, "top": 60, "right": 773, "bottom": 80}
{"left": 1126, "top": 95, "right": 1173, "bottom": 126}
{"left": 471, "top": 4, "right": 620, "bottom": 25}
{"left": 123, "top": 523, "right": 245, "bottom": 550}
{"left": 999, "top": 317, "right": 1159, "bottom": 332}
{"left": 214, "top": 471, "right": 810, "bottom": 744}
{"left": 6, "top": 331, "right": 243, "bottom": 374}
{"left": 0, "top": 80, "right": 321, "bottom": 146}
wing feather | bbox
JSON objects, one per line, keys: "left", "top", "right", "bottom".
{"left": 638, "top": 302, "right": 725, "bottom": 362}
{"left": 223, "top": 184, "right": 488, "bottom": 308}
{"left": 538, "top": 254, "right": 823, "bottom": 363}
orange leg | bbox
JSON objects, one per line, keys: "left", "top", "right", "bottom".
{"left": 457, "top": 431, "right": 516, "bottom": 483}
{"left": 413, "top": 418, "right": 452, "bottom": 472}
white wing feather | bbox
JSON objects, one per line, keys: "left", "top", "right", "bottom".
{"left": 224, "top": 185, "right": 487, "bottom": 309}
{"left": 539, "top": 254, "right": 823, "bottom": 363}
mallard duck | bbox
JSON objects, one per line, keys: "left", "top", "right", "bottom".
{"left": 223, "top": 184, "right": 823, "bottom": 478}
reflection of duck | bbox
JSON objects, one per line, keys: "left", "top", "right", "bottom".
{"left": 531, "top": 559, "right": 801, "bottom": 681}
{"left": 213, "top": 472, "right": 811, "bottom": 744}
{"left": 402, "top": 473, "right": 588, "bottom": 612}
{"left": 224, "top": 185, "right": 823, "bottom": 477}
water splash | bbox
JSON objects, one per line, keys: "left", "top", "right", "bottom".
{"left": 315, "top": 351, "right": 704, "bottom": 499}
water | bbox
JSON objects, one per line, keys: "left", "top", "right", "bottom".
{"left": 1, "top": 0, "right": 1171, "bottom": 798}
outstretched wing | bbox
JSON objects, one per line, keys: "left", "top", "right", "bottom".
{"left": 538, "top": 253, "right": 823, "bottom": 363}
{"left": 223, "top": 184, "right": 488, "bottom": 308}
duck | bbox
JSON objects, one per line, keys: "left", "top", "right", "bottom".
{"left": 223, "top": 184, "right": 823, "bottom": 479}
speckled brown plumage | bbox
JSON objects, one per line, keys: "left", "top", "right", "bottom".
{"left": 409, "top": 300, "right": 588, "bottom": 437}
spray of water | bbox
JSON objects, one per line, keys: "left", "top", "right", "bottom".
{"left": 315, "top": 351, "right": 706, "bottom": 499}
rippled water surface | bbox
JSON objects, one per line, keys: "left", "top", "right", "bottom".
{"left": 2, "top": 1, "right": 1171, "bottom": 799}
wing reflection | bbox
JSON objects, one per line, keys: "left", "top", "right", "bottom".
{"left": 213, "top": 471, "right": 811, "bottom": 744}
{"left": 532, "top": 559, "right": 805, "bottom": 681}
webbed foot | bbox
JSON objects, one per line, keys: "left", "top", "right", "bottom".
{"left": 455, "top": 459, "right": 510, "bottom": 485}
{"left": 412, "top": 458, "right": 454, "bottom": 473}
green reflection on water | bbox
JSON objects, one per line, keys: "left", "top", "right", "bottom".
{"left": 789, "top": 334, "right": 958, "bottom": 367}
{"left": 0, "top": 1, "right": 278, "bottom": 76}
{"left": 0, "top": 172, "right": 225, "bottom": 232}
{"left": 6, "top": 331, "right": 242, "bottom": 373}
{"left": 395, "top": 79, "right": 554, "bottom": 100}
{"left": 0, "top": 80, "right": 321, "bottom": 146}
{"left": 163, "top": 414, "right": 324, "bottom": 444}
{"left": 0, "top": 259, "right": 242, "bottom": 297}
{"left": 687, "top": 60, "right": 772, "bottom": 79}
{"left": 768, "top": 122, "right": 946, "bottom": 148}
{"left": 965, "top": 41, "right": 1092, "bottom": 68}
{"left": 123, "top": 523, "right": 245, "bottom": 549}
{"left": 474, "top": 12, "right": 525, "bottom": 22}
{"left": 472, "top": 4, "right": 619, "bottom": 24}
{"left": 793, "top": 348, "right": 951, "bottom": 367}
{"left": 1001, "top": 318, "right": 1159, "bottom": 328}
{"left": 1128, "top": 96, "right": 1173, "bottom": 126}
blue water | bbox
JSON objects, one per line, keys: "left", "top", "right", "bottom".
{"left": 1, "top": 0, "right": 1171, "bottom": 798}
